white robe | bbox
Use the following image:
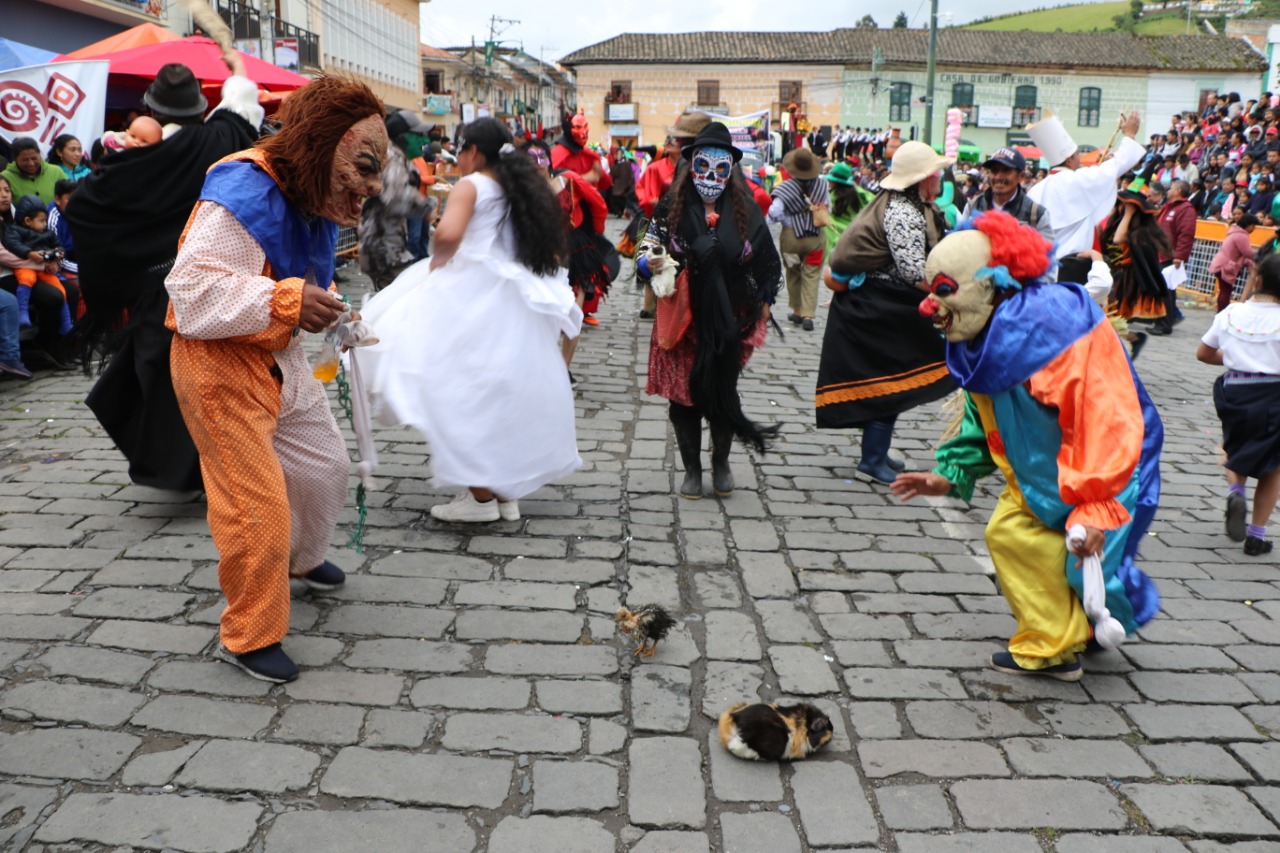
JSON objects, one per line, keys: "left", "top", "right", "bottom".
{"left": 1027, "top": 136, "right": 1146, "bottom": 260}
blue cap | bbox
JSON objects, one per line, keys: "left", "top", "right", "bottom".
{"left": 983, "top": 147, "right": 1026, "bottom": 172}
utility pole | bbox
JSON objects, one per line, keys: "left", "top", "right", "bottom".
{"left": 922, "top": 0, "right": 939, "bottom": 146}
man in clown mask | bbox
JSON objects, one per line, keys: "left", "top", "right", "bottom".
{"left": 892, "top": 211, "right": 1163, "bottom": 682}
{"left": 164, "top": 77, "right": 388, "bottom": 684}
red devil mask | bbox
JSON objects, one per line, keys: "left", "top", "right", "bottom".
{"left": 571, "top": 114, "right": 589, "bottom": 146}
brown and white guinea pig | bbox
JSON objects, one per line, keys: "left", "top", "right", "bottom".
{"left": 717, "top": 702, "right": 833, "bottom": 761}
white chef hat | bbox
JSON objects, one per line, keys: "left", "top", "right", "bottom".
{"left": 1027, "top": 113, "right": 1077, "bottom": 167}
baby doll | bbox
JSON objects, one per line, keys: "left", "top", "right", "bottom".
{"left": 1, "top": 195, "right": 72, "bottom": 334}
{"left": 101, "top": 116, "right": 164, "bottom": 153}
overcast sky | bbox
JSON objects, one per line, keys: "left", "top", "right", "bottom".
{"left": 420, "top": 0, "right": 1099, "bottom": 60}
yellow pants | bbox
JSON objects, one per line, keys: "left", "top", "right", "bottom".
{"left": 986, "top": 485, "right": 1092, "bottom": 669}
{"left": 172, "top": 337, "right": 348, "bottom": 654}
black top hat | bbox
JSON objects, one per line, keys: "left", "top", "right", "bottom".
{"left": 682, "top": 122, "right": 742, "bottom": 162}
{"left": 143, "top": 64, "right": 208, "bottom": 118}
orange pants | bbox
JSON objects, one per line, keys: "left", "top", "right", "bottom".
{"left": 171, "top": 337, "right": 348, "bottom": 654}
{"left": 14, "top": 268, "right": 65, "bottom": 297}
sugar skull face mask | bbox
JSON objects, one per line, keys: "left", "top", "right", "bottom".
{"left": 570, "top": 114, "right": 589, "bottom": 146}
{"left": 691, "top": 145, "right": 734, "bottom": 201}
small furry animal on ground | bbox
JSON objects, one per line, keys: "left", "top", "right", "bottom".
{"left": 718, "top": 702, "right": 833, "bottom": 761}
{"left": 615, "top": 604, "right": 677, "bottom": 657}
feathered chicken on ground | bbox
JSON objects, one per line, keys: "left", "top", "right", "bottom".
{"left": 615, "top": 604, "right": 676, "bottom": 657}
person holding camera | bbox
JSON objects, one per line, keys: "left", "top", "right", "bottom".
{"left": 2, "top": 194, "right": 72, "bottom": 337}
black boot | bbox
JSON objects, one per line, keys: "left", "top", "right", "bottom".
{"left": 710, "top": 423, "right": 735, "bottom": 497}
{"left": 670, "top": 403, "right": 703, "bottom": 499}
{"left": 856, "top": 418, "right": 898, "bottom": 485}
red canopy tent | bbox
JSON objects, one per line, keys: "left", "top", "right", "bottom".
{"left": 56, "top": 35, "right": 309, "bottom": 92}
{"left": 60, "top": 23, "right": 182, "bottom": 60}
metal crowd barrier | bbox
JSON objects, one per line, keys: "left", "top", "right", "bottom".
{"left": 1182, "top": 220, "right": 1277, "bottom": 305}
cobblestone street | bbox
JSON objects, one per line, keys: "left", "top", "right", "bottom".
{"left": 1, "top": 217, "right": 1278, "bottom": 852}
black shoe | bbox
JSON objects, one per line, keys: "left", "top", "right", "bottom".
{"left": 1172, "top": 313, "right": 1185, "bottom": 326}
{"left": 802, "top": 319, "right": 815, "bottom": 331}
{"left": 303, "top": 560, "right": 346, "bottom": 591}
{"left": 991, "top": 651, "right": 1083, "bottom": 682}
{"left": 1148, "top": 326, "right": 1171, "bottom": 337}
{"left": 26, "top": 347, "right": 76, "bottom": 371}
{"left": 217, "top": 643, "right": 299, "bottom": 683}
{"left": 1226, "top": 493, "right": 1247, "bottom": 542}
{"left": 1128, "top": 331, "right": 1147, "bottom": 361}
{"left": 568, "top": 371, "right": 581, "bottom": 391}
{"left": 787, "top": 312, "right": 803, "bottom": 325}
{"left": 639, "top": 310, "right": 654, "bottom": 320}
{"left": 1245, "top": 536, "right": 1273, "bottom": 556}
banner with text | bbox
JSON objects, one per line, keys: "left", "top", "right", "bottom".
{"left": 0, "top": 61, "right": 110, "bottom": 150}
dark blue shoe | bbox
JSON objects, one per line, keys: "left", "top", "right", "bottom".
{"left": 991, "top": 651, "right": 1082, "bottom": 682}
{"left": 217, "top": 643, "right": 298, "bottom": 683}
{"left": 887, "top": 455, "right": 905, "bottom": 472}
{"left": 303, "top": 560, "right": 345, "bottom": 591}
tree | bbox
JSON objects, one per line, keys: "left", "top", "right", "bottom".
{"left": 856, "top": 14, "right": 878, "bottom": 29}
{"left": 893, "top": 11, "right": 908, "bottom": 28}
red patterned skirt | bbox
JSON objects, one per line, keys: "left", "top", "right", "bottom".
{"left": 645, "top": 316, "right": 768, "bottom": 406}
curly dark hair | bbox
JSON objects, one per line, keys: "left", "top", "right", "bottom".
{"left": 461, "top": 118, "right": 568, "bottom": 276}
{"left": 830, "top": 183, "right": 864, "bottom": 219}
{"left": 664, "top": 159, "right": 754, "bottom": 242}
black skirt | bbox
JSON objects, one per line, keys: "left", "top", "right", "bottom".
{"left": 1214, "top": 373, "right": 1280, "bottom": 479}
{"left": 815, "top": 275, "right": 956, "bottom": 428}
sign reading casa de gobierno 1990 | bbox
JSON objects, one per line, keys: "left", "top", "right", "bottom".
{"left": 940, "top": 73, "right": 1066, "bottom": 87}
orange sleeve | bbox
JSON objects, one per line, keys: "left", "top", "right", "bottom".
{"left": 1025, "top": 320, "right": 1143, "bottom": 531}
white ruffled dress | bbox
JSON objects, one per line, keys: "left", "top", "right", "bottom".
{"left": 360, "top": 173, "right": 583, "bottom": 499}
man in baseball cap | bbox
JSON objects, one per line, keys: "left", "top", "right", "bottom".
{"left": 961, "top": 147, "right": 1052, "bottom": 242}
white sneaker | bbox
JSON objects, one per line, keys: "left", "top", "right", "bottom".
{"left": 430, "top": 491, "right": 500, "bottom": 523}
{"left": 498, "top": 500, "right": 520, "bottom": 521}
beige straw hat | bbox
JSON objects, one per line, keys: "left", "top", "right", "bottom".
{"left": 879, "top": 141, "right": 955, "bottom": 190}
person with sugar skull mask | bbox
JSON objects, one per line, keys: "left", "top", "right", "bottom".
{"left": 635, "top": 122, "right": 782, "bottom": 499}
{"left": 892, "top": 211, "right": 1163, "bottom": 682}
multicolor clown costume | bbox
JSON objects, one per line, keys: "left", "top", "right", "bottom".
{"left": 923, "top": 212, "right": 1163, "bottom": 672}
{"left": 166, "top": 149, "right": 349, "bottom": 656}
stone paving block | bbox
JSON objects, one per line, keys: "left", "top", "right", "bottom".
{"left": 860, "top": 740, "right": 1009, "bottom": 779}
{"left": 441, "top": 712, "right": 581, "bottom": 753}
{"left": 719, "top": 812, "right": 801, "bottom": 853}
{"left": 321, "top": 746, "right": 512, "bottom": 808}
{"left": 320, "top": 604, "right": 455, "bottom": 638}
{"left": 1138, "top": 743, "right": 1252, "bottom": 782}
{"left": 486, "top": 642, "right": 618, "bottom": 676}
{"left": 89, "top": 619, "right": 211, "bottom": 654}
{"left": 1126, "top": 783, "right": 1280, "bottom": 837}
{"left": 1228, "top": 742, "right": 1280, "bottom": 782}
{"left": 706, "top": 728, "right": 782, "bottom": 802}
{"left": 31, "top": 644, "right": 154, "bottom": 685}
{"left": 35, "top": 792, "right": 262, "bottom": 852}
{"left": 0, "top": 614, "right": 90, "bottom": 640}
{"left": 370, "top": 551, "right": 494, "bottom": 580}
{"left": 912, "top": 612, "right": 1015, "bottom": 640}
{"left": 1038, "top": 703, "right": 1131, "bottom": 737}
{"left": 701, "top": 661, "right": 765, "bottom": 719}
{"left": 71, "top": 587, "right": 193, "bottom": 620}
{"left": 792, "top": 760, "right": 880, "bottom": 846}
{"left": 286, "top": 670, "right": 405, "bottom": 706}
{"left": 1001, "top": 737, "right": 1154, "bottom": 779}
{"left": 264, "top": 809, "right": 475, "bottom": 853}
{"left": 362, "top": 708, "right": 433, "bottom": 748}
{"left": 455, "top": 609, "right": 584, "bottom": 643}
{"left": 704, "top": 610, "right": 762, "bottom": 661}
{"left": 875, "top": 783, "right": 953, "bottom": 830}
{"left": 845, "top": 667, "right": 966, "bottom": 700}
{"left": 147, "top": 661, "right": 273, "bottom": 697}
{"left": 411, "top": 675, "right": 530, "bottom": 710}
{"left": 589, "top": 718, "right": 628, "bottom": 755}
{"left": 633, "top": 664, "right": 692, "bottom": 733}
{"left": 1123, "top": 643, "right": 1239, "bottom": 671}
{"left": 629, "top": 737, "right": 705, "bottom": 828}
{"left": 952, "top": 779, "right": 1127, "bottom": 830}
{"left": 770, "top": 645, "right": 839, "bottom": 695}
{"left": 820, "top": 613, "right": 912, "bottom": 640}
{"left": 2, "top": 680, "right": 147, "bottom": 726}
{"left": 905, "top": 700, "right": 1046, "bottom": 739}
{"left": 132, "top": 695, "right": 277, "bottom": 738}
{"left": 504, "top": 557, "right": 615, "bottom": 584}
{"left": 272, "top": 702, "right": 366, "bottom": 745}
{"left": 0, "top": 570, "right": 57, "bottom": 592}
{"left": 121, "top": 741, "right": 204, "bottom": 786}
{"left": 454, "top": 580, "right": 578, "bottom": 610}
{"left": 754, "top": 600, "right": 822, "bottom": 643}
{"left": 629, "top": 831, "right": 711, "bottom": 853}
{"left": 730, "top": 519, "right": 780, "bottom": 551}
{"left": 829, "top": 640, "right": 894, "bottom": 667}
{"left": 894, "top": 832, "right": 1043, "bottom": 852}
{"left": 1125, "top": 704, "right": 1267, "bottom": 742}
{"left": 848, "top": 701, "right": 903, "bottom": 739}
{"left": 177, "top": 738, "right": 320, "bottom": 793}
{"left": 625, "top": 564, "right": 682, "bottom": 609}
{"left": 283, "top": 634, "right": 345, "bottom": 667}
{"left": 467, "top": 536, "right": 566, "bottom": 558}
{"left": 693, "top": 572, "right": 742, "bottom": 608}
{"left": 537, "top": 679, "right": 623, "bottom": 715}
{"left": 488, "top": 815, "right": 615, "bottom": 853}
{"left": 0, "top": 782, "right": 58, "bottom": 849}
{"left": 0, "top": 592, "right": 73, "bottom": 614}
{"left": 0, "top": 728, "right": 139, "bottom": 780}
{"left": 323, "top": 575, "right": 448, "bottom": 604}
{"left": 1138, "top": 619, "right": 1244, "bottom": 646}
{"left": 738, "top": 552, "right": 797, "bottom": 598}
{"left": 962, "top": 671, "right": 1089, "bottom": 703}
{"left": 893, "top": 639, "right": 1003, "bottom": 669}
{"left": 123, "top": 535, "right": 219, "bottom": 561}
{"left": 1055, "top": 835, "right": 1189, "bottom": 853}
{"left": 532, "top": 760, "right": 619, "bottom": 813}
{"left": 342, "top": 637, "right": 473, "bottom": 672}
{"left": 1129, "top": 671, "right": 1259, "bottom": 705}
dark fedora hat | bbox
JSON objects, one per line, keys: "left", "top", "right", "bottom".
{"left": 682, "top": 122, "right": 742, "bottom": 162}
{"left": 782, "top": 147, "right": 821, "bottom": 179}
{"left": 143, "top": 64, "right": 208, "bottom": 118}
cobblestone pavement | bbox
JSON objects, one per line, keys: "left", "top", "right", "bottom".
{"left": 1, "top": 216, "right": 1279, "bottom": 852}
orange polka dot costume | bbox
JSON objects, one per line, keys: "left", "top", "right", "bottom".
{"left": 165, "top": 148, "right": 348, "bottom": 656}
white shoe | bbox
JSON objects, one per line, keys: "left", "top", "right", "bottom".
{"left": 430, "top": 491, "right": 500, "bottom": 523}
{"left": 498, "top": 500, "right": 520, "bottom": 521}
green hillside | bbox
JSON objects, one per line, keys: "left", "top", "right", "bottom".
{"left": 964, "top": 2, "right": 1202, "bottom": 34}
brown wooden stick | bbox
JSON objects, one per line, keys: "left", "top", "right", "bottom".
{"left": 181, "top": 0, "right": 244, "bottom": 77}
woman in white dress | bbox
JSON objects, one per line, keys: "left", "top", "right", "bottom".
{"left": 361, "top": 118, "right": 582, "bottom": 522}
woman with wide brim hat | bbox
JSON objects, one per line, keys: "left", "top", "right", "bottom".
{"left": 772, "top": 147, "right": 829, "bottom": 331}
{"left": 634, "top": 121, "right": 782, "bottom": 499}
{"left": 816, "top": 140, "right": 957, "bottom": 483}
